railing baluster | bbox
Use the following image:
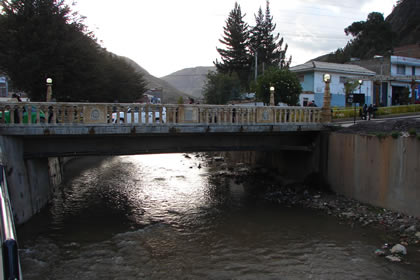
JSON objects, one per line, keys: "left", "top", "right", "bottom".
{"left": 36, "top": 105, "right": 41, "bottom": 124}
{"left": 18, "top": 106, "right": 23, "bottom": 124}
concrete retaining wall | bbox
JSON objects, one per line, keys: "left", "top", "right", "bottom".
{"left": 0, "top": 136, "right": 63, "bottom": 224}
{"left": 326, "top": 132, "right": 420, "bottom": 217}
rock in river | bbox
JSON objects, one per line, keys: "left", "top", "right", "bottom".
{"left": 390, "top": 244, "right": 407, "bottom": 255}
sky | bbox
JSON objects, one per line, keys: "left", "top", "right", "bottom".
{"left": 68, "top": 0, "right": 397, "bottom": 78}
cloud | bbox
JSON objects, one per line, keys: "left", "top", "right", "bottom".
{"left": 67, "top": 0, "right": 396, "bottom": 77}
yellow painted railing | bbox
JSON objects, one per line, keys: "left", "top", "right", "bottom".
{"left": 0, "top": 102, "right": 322, "bottom": 125}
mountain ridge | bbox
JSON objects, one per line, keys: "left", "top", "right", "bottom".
{"left": 162, "top": 66, "right": 216, "bottom": 99}
{"left": 119, "top": 56, "right": 192, "bottom": 103}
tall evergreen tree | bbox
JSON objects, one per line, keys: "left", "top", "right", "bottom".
{"left": 249, "top": 7, "right": 265, "bottom": 75}
{"left": 249, "top": 1, "right": 291, "bottom": 75}
{"left": 214, "top": 2, "right": 250, "bottom": 89}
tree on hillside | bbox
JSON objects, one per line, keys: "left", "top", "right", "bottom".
{"left": 203, "top": 71, "right": 241, "bottom": 104}
{"left": 214, "top": 2, "right": 250, "bottom": 90}
{"left": 344, "top": 12, "right": 395, "bottom": 59}
{"left": 254, "top": 68, "right": 301, "bottom": 106}
{"left": 249, "top": 1, "right": 291, "bottom": 76}
{"left": 324, "top": 12, "right": 395, "bottom": 63}
{"left": 0, "top": 0, "right": 146, "bottom": 102}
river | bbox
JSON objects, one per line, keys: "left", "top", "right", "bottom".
{"left": 17, "top": 154, "right": 419, "bottom": 279}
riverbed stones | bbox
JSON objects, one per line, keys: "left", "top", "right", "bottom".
{"left": 390, "top": 244, "right": 407, "bottom": 255}
{"left": 203, "top": 152, "right": 420, "bottom": 265}
{"left": 405, "top": 225, "right": 416, "bottom": 232}
{"left": 385, "top": 255, "right": 402, "bottom": 262}
{"left": 374, "top": 249, "right": 386, "bottom": 256}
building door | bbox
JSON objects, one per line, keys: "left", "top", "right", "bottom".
{"left": 381, "top": 82, "right": 388, "bottom": 106}
{"left": 391, "top": 86, "right": 406, "bottom": 105}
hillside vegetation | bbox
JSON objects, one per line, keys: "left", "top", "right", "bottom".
{"left": 313, "top": 0, "right": 420, "bottom": 63}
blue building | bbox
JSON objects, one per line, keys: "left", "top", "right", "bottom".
{"left": 290, "top": 61, "right": 376, "bottom": 107}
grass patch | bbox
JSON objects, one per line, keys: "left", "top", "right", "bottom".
{"left": 391, "top": 131, "right": 401, "bottom": 139}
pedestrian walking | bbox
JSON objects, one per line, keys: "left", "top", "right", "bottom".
{"left": 362, "top": 104, "right": 368, "bottom": 120}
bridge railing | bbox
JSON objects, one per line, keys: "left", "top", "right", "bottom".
{"left": 0, "top": 102, "right": 322, "bottom": 125}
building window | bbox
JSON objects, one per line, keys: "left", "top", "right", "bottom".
{"left": 397, "top": 65, "right": 405, "bottom": 75}
{"left": 412, "top": 66, "right": 416, "bottom": 76}
{"left": 0, "top": 84, "right": 6, "bottom": 97}
{"left": 339, "top": 76, "right": 348, "bottom": 83}
{"left": 298, "top": 75, "right": 304, "bottom": 82}
{"left": 303, "top": 98, "right": 309, "bottom": 106}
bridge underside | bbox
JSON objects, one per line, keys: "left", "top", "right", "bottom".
{"left": 14, "top": 124, "right": 322, "bottom": 158}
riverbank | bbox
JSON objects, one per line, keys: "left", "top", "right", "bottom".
{"left": 199, "top": 152, "right": 420, "bottom": 266}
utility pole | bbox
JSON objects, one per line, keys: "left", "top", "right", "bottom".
{"left": 254, "top": 50, "right": 258, "bottom": 81}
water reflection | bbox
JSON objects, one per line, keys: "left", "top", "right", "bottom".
{"left": 18, "top": 154, "right": 419, "bottom": 280}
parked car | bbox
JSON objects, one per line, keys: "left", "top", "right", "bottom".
{"left": 0, "top": 106, "right": 46, "bottom": 124}
{"left": 111, "top": 107, "right": 166, "bottom": 124}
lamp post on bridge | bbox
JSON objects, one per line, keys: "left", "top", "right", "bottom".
{"left": 46, "top": 78, "right": 53, "bottom": 102}
{"left": 269, "top": 86, "right": 275, "bottom": 106}
{"left": 321, "top": 74, "right": 332, "bottom": 123}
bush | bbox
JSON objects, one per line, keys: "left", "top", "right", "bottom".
{"left": 374, "top": 132, "right": 387, "bottom": 140}
{"left": 408, "top": 128, "right": 417, "bottom": 136}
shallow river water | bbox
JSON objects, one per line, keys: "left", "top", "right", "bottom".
{"left": 18, "top": 154, "right": 419, "bottom": 279}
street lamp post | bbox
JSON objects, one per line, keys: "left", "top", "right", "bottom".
{"left": 354, "top": 79, "right": 363, "bottom": 124}
{"left": 411, "top": 78, "right": 417, "bottom": 104}
{"left": 46, "top": 78, "right": 53, "bottom": 102}
{"left": 269, "top": 86, "right": 275, "bottom": 106}
{"left": 321, "top": 74, "right": 331, "bottom": 123}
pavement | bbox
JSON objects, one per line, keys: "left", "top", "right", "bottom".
{"left": 333, "top": 114, "right": 420, "bottom": 128}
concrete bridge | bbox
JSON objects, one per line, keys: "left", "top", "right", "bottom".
{"left": 0, "top": 102, "right": 328, "bottom": 224}
{"left": 0, "top": 102, "right": 326, "bottom": 157}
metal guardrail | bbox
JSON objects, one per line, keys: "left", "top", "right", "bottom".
{"left": 0, "top": 165, "right": 21, "bottom": 280}
{"left": 0, "top": 102, "right": 322, "bottom": 126}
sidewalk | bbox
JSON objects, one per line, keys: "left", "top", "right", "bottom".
{"left": 333, "top": 113, "right": 420, "bottom": 127}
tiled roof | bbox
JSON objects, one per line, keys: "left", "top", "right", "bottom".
{"left": 290, "top": 61, "right": 376, "bottom": 76}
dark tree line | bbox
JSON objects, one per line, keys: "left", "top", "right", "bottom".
{"left": 0, "top": 0, "right": 147, "bottom": 102}
{"left": 324, "top": 12, "right": 395, "bottom": 63}
{"left": 205, "top": 1, "right": 297, "bottom": 105}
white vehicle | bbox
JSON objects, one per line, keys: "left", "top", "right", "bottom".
{"left": 111, "top": 107, "right": 166, "bottom": 124}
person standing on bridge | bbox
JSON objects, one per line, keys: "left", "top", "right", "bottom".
{"left": 367, "top": 104, "right": 374, "bottom": 120}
